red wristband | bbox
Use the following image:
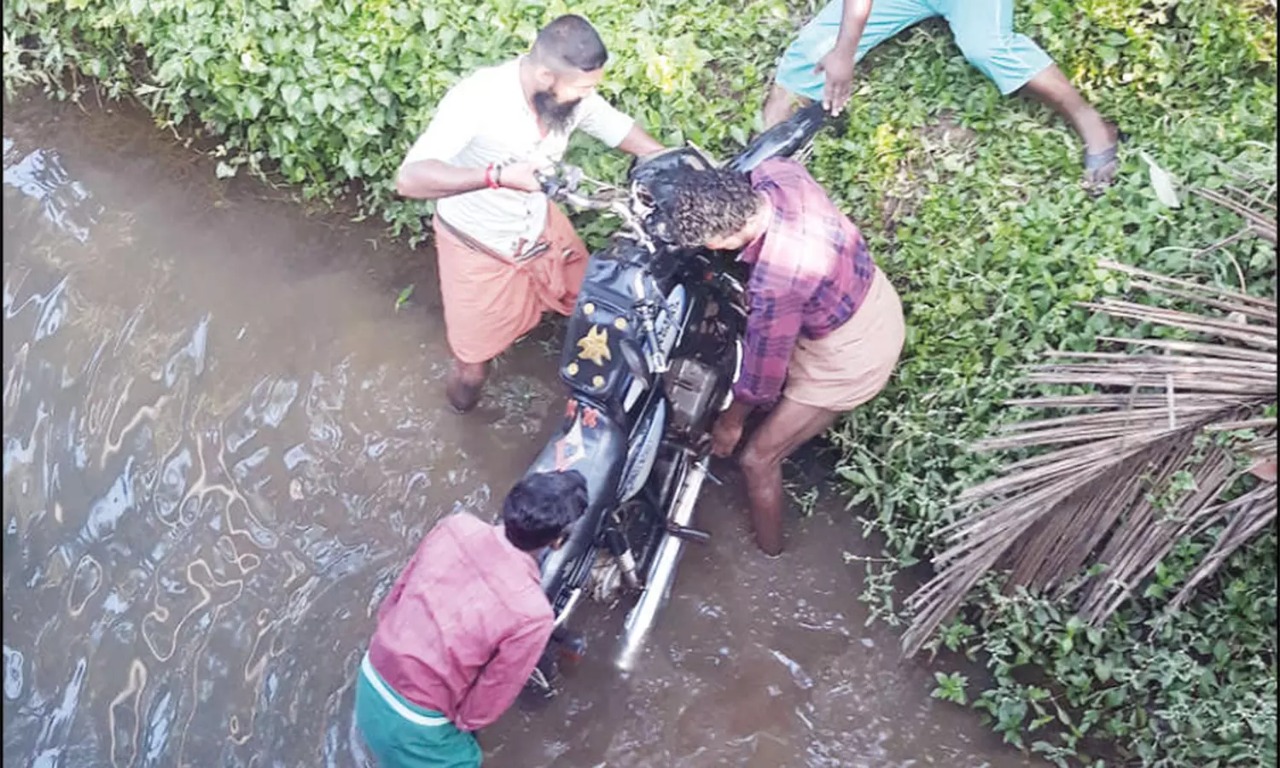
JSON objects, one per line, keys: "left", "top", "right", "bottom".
{"left": 484, "top": 163, "right": 500, "bottom": 190}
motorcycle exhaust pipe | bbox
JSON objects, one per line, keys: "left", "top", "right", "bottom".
{"left": 615, "top": 456, "right": 709, "bottom": 674}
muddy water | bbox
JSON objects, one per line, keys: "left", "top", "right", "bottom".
{"left": 2, "top": 95, "right": 1037, "bottom": 768}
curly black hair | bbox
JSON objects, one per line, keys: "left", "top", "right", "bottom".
{"left": 502, "top": 470, "right": 589, "bottom": 551}
{"left": 666, "top": 168, "right": 759, "bottom": 249}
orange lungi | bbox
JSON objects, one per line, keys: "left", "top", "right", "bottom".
{"left": 433, "top": 203, "right": 589, "bottom": 365}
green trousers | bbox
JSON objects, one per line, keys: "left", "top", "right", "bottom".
{"left": 354, "top": 653, "right": 482, "bottom": 768}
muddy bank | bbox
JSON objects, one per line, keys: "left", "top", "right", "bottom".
{"left": 2, "top": 93, "right": 1037, "bottom": 767}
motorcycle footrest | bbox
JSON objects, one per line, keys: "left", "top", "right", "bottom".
{"left": 551, "top": 628, "right": 588, "bottom": 661}
{"left": 666, "top": 522, "right": 711, "bottom": 544}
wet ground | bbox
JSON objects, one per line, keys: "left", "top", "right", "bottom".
{"left": 2, "top": 94, "right": 1039, "bottom": 768}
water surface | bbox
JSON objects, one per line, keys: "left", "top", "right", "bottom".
{"left": 2, "top": 95, "right": 1038, "bottom": 768}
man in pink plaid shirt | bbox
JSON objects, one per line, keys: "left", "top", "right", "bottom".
{"left": 666, "top": 157, "right": 906, "bottom": 555}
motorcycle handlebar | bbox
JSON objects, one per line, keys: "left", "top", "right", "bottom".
{"left": 537, "top": 166, "right": 639, "bottom": 235}
{"left": 537, "top": 164, "right": 583, "bottom": 198}
{"left": 561, "top": 190, "right": 613, "bottom": 212}
{"left": 536, "top": 165, "right": 618, "bottom": 209}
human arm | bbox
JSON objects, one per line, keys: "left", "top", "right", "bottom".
{"left": 395, "top": 159, "right": 545, "bottom": 198}
{"left": 815, "top": 0, "right": 873, "bottom": 115}
{"left": 712, "top": 283, "right": 805, "bottom": 456}
{"left": 452, "top": 617, "right": 553, "bottom": 732}
{"left": 394, "top": 160, "right": 489, "bottom": 199}
{"left": 616, "top": 123, "right": 665, "bottom": 157}
{"left": 711, "top": 400, "right": 754, "bottom": 458}
{"left": 575, "top": 93, "right": 666, "bottom": 157}
{"left": 391, "top": 81, "right": 550, "bottom": 199}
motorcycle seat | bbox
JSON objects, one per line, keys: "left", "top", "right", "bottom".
{"left": 525, "top": 402, "right": 628, "bottom": 588}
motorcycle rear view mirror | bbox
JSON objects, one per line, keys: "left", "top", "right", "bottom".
{"left": 619, "top": 337, "right": 652, "bottom": 391}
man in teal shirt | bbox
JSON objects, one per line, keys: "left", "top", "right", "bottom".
{"left": 763, "top": 0, "right": 1122, "bottom": 193}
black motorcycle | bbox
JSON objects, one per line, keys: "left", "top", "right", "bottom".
{"left": 521, "top": 104, "right": 829, "bottom": 694}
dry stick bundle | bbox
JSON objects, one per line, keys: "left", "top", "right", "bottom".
{"left": 1194, "top": 188, "right": 1278, "bottom": 245}
{"left": 900, "top": 256, "right": 1277, "bottom": 658}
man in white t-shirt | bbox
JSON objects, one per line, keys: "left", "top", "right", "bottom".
{"left": 395, "top": 15, "right": 664, "bottom": 413}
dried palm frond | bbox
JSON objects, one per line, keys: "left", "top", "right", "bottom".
{"left": 900, "top": 255, "right": 1277, "bottom": 658}
{"left": 1194, "top": 187, "right": 1277, "bottom": 245}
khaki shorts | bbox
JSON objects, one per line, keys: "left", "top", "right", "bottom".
{"left": 783, "top": 267, "right": 906, "bottom": 412}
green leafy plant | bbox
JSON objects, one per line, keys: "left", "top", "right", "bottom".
{"left": 394, "top": 283, "right": 415, "bottom": 311}
{"left": 4, "top": 0, "right": 1275, "bottom": 764}
{"left": 932, "top": 670, "right": 970, "bottom": 705}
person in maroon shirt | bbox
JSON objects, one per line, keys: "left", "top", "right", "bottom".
{"left": 355, "top": 470, "right": 588, "bottom": 767}
{"left": 664, "top": 158, "right": 906, "bottom": 556}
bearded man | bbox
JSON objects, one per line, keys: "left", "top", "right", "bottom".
{"left": 395, "top": 14, "right": 664, "bottom": 412}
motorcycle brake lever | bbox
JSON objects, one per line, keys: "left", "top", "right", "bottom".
{"left": 538, "top": 164, "right": 585, "bottom": 194}
{"left": 536, "top": 166, "right": 564, "bottom": 197}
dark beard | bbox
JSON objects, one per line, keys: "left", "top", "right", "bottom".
{"left": 533, "top": 91, "right": 581, "bottom": 133}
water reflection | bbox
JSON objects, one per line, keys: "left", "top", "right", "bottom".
{"left": 2, "top": 99, "right": 1037, "bottom": 768}
{"left": 2, "top": 117, "right": 470, "bottom": 768}
{"left": 3, "top": 139, "right": 101, "bottom": 243}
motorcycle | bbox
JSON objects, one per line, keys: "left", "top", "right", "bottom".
{"left": 520, "top": 104, "right": 830, "bottom": 695}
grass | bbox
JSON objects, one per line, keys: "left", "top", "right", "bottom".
{"left": 3, "top": 0, "right": 1276, "bottom": 763}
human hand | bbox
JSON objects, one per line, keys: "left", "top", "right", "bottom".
{"left": 496, "top": 160, "right": 549, "bottom": 193}
{"left": 710, "top": 416, "right": 745, "bottom": 458}
{"left": 814, "top": 46, "right": 856, "bottom": 116}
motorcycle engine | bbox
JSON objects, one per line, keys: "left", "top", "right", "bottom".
{"left": 663, "top": 358, "right": 722, "bottom": 435}
{"left": 587, "top": 551, "right": 623, "bottom": 604}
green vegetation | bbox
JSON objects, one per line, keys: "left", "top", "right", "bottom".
{"left": 4, "top": 0, "right": 1275, "bottom": 764}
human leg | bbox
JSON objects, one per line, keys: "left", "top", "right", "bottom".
{"left": 736, "top": 399, "right": 840, "bottom": 555}
{"left": 445, "top": 359, "right": 489, "bottom": 414}
{"left": 738, "top": 269, "right": 905, "bottom": 555}
{"left": 439, "top": 204, "right": 586, "bottom": 413}
{"left": 1020, "top": 66, "right": 1121, "bottom": 189}
{"left": 944, "top": 0, "right": 1120, "bottom": 189}
{"left": 432, "top": 217, "right": 546, "bottom": 413}
{"left": 530, "top": 203, "right": 590, "bottom": 317}
{"left": 764, "top": 0, "right": 939, "bottom": 127}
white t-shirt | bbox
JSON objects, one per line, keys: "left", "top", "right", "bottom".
{"left": 402, "top": 57, "right": 636, "bottom": 258}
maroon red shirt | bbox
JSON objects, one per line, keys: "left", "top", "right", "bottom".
{"left": 366, "top": 512, "right": 553, "bottom": 731}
